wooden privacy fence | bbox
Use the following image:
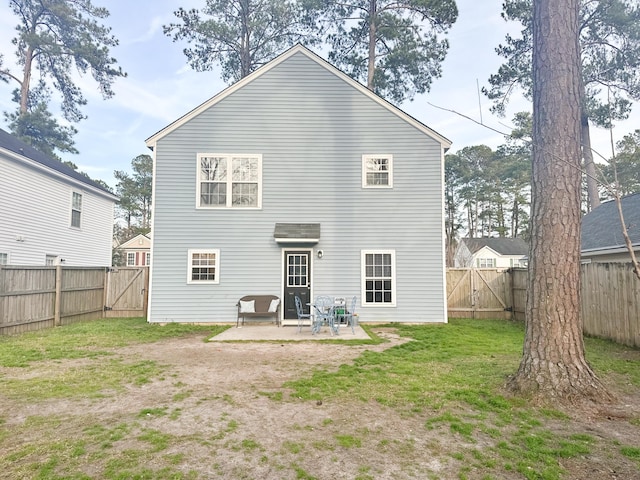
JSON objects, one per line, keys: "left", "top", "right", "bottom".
{"left": 2, "top": 264, "right": 637, "bottom": 345}
{"left": 581, "top": 262, "right": 640, "bottom": 347}
{"left": 447, "top": 264, "right": 640, "bottom": 347}
{"left": 0, "top": 266, "right": 149, "bottom": 335}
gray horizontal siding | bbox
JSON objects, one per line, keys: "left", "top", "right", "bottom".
{"left": 0, "top": 155, "right": 115, "bottom": 267}
{"left": 149, "top": 52, "right": 446, "bottom": 323}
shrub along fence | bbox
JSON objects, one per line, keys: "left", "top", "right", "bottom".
{"left": 0, "top": 266, "right": 149, "bottom": 335}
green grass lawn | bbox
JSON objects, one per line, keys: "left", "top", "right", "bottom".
{"left": 0, "top": 317, "right": 638, "bottom": 480}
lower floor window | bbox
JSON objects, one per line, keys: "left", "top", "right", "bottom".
{"left": 188, "top": 249, "right": 220, "bottom": 284}
{"left": 0, "top": 253, "right": 7, "bottom": 265}
{"left": 127, "top": 252, "right": 136, "bottom": 266}
{"left": 361, "top": 250, "right": 396, "bottom": 306}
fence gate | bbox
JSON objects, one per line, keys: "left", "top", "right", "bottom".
{"left": 446, "top": 268, "right": 513, "bottom": 320}
{"left": 104, "top": 267, "right": 149, "bottom": 318}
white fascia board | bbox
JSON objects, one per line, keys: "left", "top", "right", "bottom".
{"left": 581, "top": 244, "right": 640, "bottom": 256}
{"left": 145, "top": 45, "right": 452, "bottom": 150}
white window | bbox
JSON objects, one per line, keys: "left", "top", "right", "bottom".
{"left": 477, "top": 258, "right": 496, "bottom": 268}
{"left": 127, "top": 252, "right": 136, "bottom": 266}
{"left": 510, "top": 258, "right": 528, "bottom": 268}
{"left": 45, "top": 255, "right": 59, "bottom": 266}
{"left": 361, "top": 250, "right": 396, "bottom": 306}
{"left": 362, "top": 155, "right": 393, "bottom": 188}
{"left": 146, "top": 252, "right": 151, "bottom": 265}
{"left": 197, "top": 154, "right": 262, "bottom": 208}
{"left": 187, "top": 249, "right": 220, "bottom": 284}
{"left": 0, "top": 253, "right": 8, "bottom": 265}
{"left": 71, "top": 192, "right": 82, "bottom": 228}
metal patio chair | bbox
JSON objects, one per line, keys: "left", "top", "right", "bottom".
{"left": 340, "top": 296, "right": 357, "bottom": 334}
{"left": 294, "top": 295, "right": 312, "bottom": 333}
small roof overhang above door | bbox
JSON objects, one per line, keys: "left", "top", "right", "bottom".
{"left": 274, "top": 223, "right": 320, "bottom": 244}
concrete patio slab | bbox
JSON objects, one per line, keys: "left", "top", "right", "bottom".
{"left": 209, "top": 324, "right": 370, "bottom": 341}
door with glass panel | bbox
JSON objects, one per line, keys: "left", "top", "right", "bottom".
{"left": 283, "top": 250, "right": 311, "bottom": 321}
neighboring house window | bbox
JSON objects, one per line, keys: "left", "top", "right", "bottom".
{"left": 45, "top": 255, "right": 58, "bottom": 266}
{"left": 362, "top": 155, "right": 393, "bottom": 188}
{"left": 146, "top": 252, "right": 151, "bottom": 265}
{"left": 187, "top": 249, "right": 220, "bottom": 284}
{"left": 511, "top": 258, "right": 528, "bottom": 268}
{"left": 127, "top": 252, "right": 136, "bottom": 266}
{"left": 197, "top": 154, "right": 262, "bottom": 208}
{"left": 477, "top": 258, "right": 496, "bottom": 268}
{"left": 71, "top": 192, "right": 82, "bottom": 228}
{"left": 361, "top": 250, "right": 396, "bottom": 306}
{"left": 0, "top": 253, "right": 7, "bottom": 265}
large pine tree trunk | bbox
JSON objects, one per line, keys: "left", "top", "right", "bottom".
{"left": 508, "top": 0, "right": 609, "bottom": 403}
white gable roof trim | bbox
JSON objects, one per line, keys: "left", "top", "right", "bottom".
{"left": 145, "top": 44, "right": 452, "bottom": 149}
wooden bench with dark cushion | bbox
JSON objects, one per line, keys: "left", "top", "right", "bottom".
{"left": 236, "top": 295, "right": 281, "bottom": 327}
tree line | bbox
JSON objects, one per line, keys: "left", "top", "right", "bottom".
{"left": 445, "top": 114, "right": 640, "bottom": 265}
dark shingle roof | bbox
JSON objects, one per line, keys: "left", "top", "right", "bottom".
{"left": 461, "top": 237, "right": 529, "bottom": 256}
{"left": 0, "top": 128, "right": 114, "bottom": 195}
{"left": 581, "top": 194, "right": 640, "bottom": 251}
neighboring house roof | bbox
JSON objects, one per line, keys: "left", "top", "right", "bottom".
{"left": 461, "top": 238, "right": 529, "bottom": 256}
{"left": 0, "top": 128, "right": 117, "bottom": 200}
{"left": 118, "top": 234, "right": 151, "bottom": 250}
{"left": 582, "top": 193, "right": 640, "bottom": 253}
{"left": 145, "top": 44, "right": 452, "bottom": 150}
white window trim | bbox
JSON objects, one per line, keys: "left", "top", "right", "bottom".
{"left": 362, "top": 154, "right": 393, "bottom": 189}
{"left": 70, "top": 191, "right": 83, "bottom": 228}
{"left": 146, "top": 252, "right": 151, "bottom": 265}
{"left": 126, "top": 252, "right": 136, "bottom": 266}
{"left": 0, "top": 252, "right": 9, "bottom": 265}
{"left": 196, "top": 153, "right": 263, "bottom": 209}
{"left": 477, "top": 257, "right": 496, "bottom": 268}
{"left": 361, "top": 249, "right": 397, "bottom": 307}
{"left": 187, "top": 248, "right": 220, "bottom": 284}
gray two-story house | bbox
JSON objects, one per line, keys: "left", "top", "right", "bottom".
{"left": 145, "top": 45, "right": 451, "bottom": 325}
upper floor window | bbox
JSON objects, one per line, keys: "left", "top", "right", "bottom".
{"left": 197, "top": 154, "right": 262, "bottom": 208}
{"left": 187, "top": 249, "right": 220, "bottom": 284}
{"left": 362, "top": 155, "right": 393, "bottom": 188}
{"left": 71, "top": 192, "right": 82, "bottom": 228}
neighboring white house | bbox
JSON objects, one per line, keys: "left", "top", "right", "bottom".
{"left": 454, "top": 238, "right": 529, "bottom": 268}
{"left": 145, "top": 44, "right": 451, "bottom": 325}
{"left": 0, "top": 128, "right": 118, "bottom": 266}
{"left": 581, "top": 193, "right": 640, "bottom": 263}
{"left": 118, "top": 234, "right": 152, "bottom": 266}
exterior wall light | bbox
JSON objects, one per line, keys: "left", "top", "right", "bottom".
{"left": 317, "top": 250, "right": 323, "bottom": 259}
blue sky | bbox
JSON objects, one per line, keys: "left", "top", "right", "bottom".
{"left": 0, "top": 0, "right": 637, "bottom": 188}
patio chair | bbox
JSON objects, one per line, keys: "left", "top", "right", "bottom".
{"left": 294, "top": 295, "right": 312, "bottom": 333}
{"left": 332, "top": 297, "right": 346, "bottom": 334}
{"left": 340, "top": 296, "right": 358, "bottom": 334}
{"left": 312, "top": 295, "right": 337, "bottom": 335}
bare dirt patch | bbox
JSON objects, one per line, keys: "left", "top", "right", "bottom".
{"left": 1, "top": 328, "right": 639, "bottom": 479}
